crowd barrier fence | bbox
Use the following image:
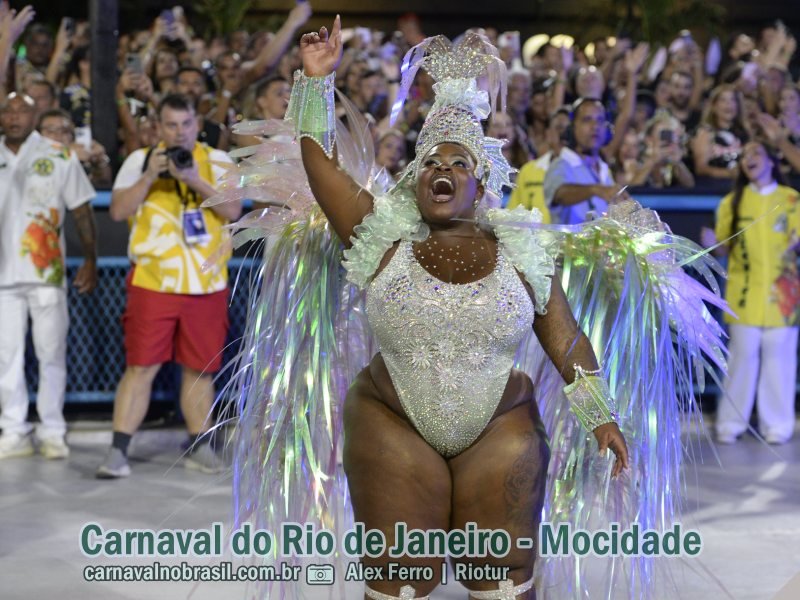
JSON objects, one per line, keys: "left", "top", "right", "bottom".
{"left": 23, "top": 190, "right": 799, "bottom": 404}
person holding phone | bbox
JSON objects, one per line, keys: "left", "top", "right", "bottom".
{"left": 508, "top": 106, "right": 571, "bottom": 219}
{"left": 43, "top": 16, "right": 75, "bottom": 88}
{"left": 58, "top": 45, "right": 91, "bottom": 130}
{"left": 176, "top": 66, "right": 230, "bottom": 151}
{"left": 691, "top": 84, "right": 748, "bottom": 182}
{"left": 115, "top": 55, "right": 157, "bottom": 157}
{"left": 150, "top": 48, "right": 180, "bottom": 96}
{"left": 626, "top": 111, "right": 694, "bottom": 188}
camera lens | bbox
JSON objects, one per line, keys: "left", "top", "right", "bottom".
{"left": 165, "top": 146, "right": 194, "bottom": 170}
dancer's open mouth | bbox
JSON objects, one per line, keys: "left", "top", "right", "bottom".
{"left": 431, "top": 175, "right": 455, "bottom": 201}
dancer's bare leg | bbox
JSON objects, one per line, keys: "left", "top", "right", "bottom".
{"left": 343, "top": 369, "right": 452, "bottom": 599}
{"left": 449, "top": 401, "right": 550, "bottom": 600}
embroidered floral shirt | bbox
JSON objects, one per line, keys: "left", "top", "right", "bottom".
{"left": 0, "top": 131, "right": 95, "bottom": 288}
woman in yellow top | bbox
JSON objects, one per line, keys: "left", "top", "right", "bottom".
{"left": 708, "top": 142, "right": 800, "bottom": 444}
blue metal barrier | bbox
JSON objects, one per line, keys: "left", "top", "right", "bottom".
{"left": 93, "top": 190, "right": 111, "bottom": 208}
{"left": 22, "top": 189, "right": 730, "bottom": 404}
{"left": 25, "top": 257, "right": 256, "bottom": 403}
{"left": 637, "top": 195, "right": 719, "bottom": 211}
{"left": 91, "top": 190, "right": 722, "bottom": 211}
{"left": 35, "top": 190, "right": 793, "bottom": 407}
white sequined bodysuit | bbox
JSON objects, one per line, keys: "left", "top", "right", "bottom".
{"left": 365, "top": 240, "right": 535, "bottom": 457}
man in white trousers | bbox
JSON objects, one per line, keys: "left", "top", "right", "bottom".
{"left": 0, "top": 93, "right": 97, "bottom": 459}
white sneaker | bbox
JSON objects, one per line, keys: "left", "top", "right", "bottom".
{"left": 0, "top": 433, "right": 35, "bottom": 459}
{"left": 716, "top": 431, "right": 739, "bottom": 444}
{"left": 39, "top": 437, "right": 70, "bottom": 459}
{"left": 764, "top": 434, "right": 789, "bottom": 445}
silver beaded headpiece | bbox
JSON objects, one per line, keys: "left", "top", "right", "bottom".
{"left": 390, "top": 33, "right": 515, "bottom": 202}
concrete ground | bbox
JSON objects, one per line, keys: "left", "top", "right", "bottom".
{"left": 1, "top": 422, "right": 799, "bottom": 600}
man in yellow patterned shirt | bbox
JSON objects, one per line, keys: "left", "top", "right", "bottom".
{"left": 97, "top": 95, "right": 240, "bottom": 478}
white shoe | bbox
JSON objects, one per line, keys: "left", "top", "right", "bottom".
{"left": 40, "top": 437, "right": 70, "bottom": 459}
{"left": 0, "top": 433, "right": 35, "bottom": 459}
{"left": 716, "top": 432, "right": 739, "bottom": 444}
{"left": 764, "top": 434, "right": 790, "bottom": 445}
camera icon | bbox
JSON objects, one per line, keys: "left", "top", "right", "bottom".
{"left": 306, "top": 564, "right": 335, "bottom": 585}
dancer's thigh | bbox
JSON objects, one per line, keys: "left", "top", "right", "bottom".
{"left": 343, "top": 372, "right": 451, "bottom": 596}
{"left": 448, "top": 402, "right": 550, "bottom": 596}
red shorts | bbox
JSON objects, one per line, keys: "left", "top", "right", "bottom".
{"left": 122, "top": 270, "right": 229, "bottom": 372}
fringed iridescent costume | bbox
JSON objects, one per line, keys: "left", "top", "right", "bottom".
{"left": 514, "top": 202, "right": 730, "bottom": 598}
{"left": 205, "top": 32, "right": 730, "bottom": 600}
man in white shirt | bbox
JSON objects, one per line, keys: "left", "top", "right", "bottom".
{"left": 0, "top": 93, "right": 97, "bottom": 459}
{"left": 544, "top": 98, "right": 624, "bottom": 224}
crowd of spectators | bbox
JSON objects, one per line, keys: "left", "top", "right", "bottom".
{"left": 1, "top": 2, "right": 799, "bottom": 459}
{"left": 0, "top": 2, "right": 798, "bottom": 203}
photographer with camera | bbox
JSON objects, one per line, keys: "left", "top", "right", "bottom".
{"left": 98, "top": 94, "right": 240, "bottom": 479}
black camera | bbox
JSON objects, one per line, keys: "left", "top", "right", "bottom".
{"left": 161, "top": 146, "right": 194, "bottom": 178}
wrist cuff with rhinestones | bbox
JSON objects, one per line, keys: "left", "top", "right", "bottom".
{"left": 285, "top": 70, "right": 336, "bottom": 159}
{"left": 564, "top": 366, "right": 619, "bottom": 431}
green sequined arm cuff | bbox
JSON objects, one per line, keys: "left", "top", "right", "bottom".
{"left": 285, "top": 70, "right": 336, "bottom": 159}
{"left": 563, "top": 365, "right": 620, "bottom": 431}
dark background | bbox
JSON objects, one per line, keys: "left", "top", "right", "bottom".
{"left": 19, "top": 0, "right": 800, "bottom": 43}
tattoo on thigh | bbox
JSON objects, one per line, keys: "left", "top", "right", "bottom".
{"left": 504, "top": 431, "right": 546, "bottom": 530}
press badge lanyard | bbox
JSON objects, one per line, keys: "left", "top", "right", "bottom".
{"left": 176, "top": 180, "right": 211, "bottom": 245}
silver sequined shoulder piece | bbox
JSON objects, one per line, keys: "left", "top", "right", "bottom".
{"left": 365, "top": 240, "right": 535, "bottom": 457}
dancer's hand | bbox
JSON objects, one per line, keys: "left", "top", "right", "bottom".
{"left": 593, "top": 422, "right": 629, "bottom": 478}
{"left": 300, "top": 14, "right": 343, "bottom": 77}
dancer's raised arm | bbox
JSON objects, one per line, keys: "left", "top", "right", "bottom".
{"left": 293, "top": 15, "right": 375, "bottom": 247}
